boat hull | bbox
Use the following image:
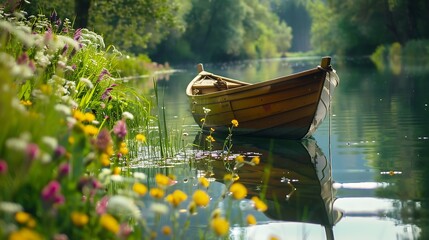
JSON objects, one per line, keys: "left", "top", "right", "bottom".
{"left": 186, "top": 57, "right": 339, "bottom": 139}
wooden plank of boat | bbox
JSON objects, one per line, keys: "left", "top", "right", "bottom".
{"left": 186, "top": 56, "right": 340, "bottom": 139}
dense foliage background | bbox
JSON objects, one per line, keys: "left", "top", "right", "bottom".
{"left": 11, "top": 0, "right": 429, "bottom": 63}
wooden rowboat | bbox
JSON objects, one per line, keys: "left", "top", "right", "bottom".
{"left": 186, "top": 57, "right": 339, "bottom": 139}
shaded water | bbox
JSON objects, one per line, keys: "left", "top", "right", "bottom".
{"left": 145, "top": 57, "right": 429, "bottom": 239}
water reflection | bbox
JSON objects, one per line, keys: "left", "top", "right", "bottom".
{"left": 194, "top": 134, "right": 343, "bottom": 239}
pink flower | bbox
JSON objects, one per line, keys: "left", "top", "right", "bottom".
{"left": 0, "top": 160, "right": 7, "bottom": 174}
{"left": 96, "top": 196, "right": 109, "bottom": 215}
{"left": 41, "top": 180, "right": 64, "bottom": 206}
{"left": 26, "top": 143, "right": 39, "bottom": 161}
{"left": 94, "top": 128, "right": 112, "bottom": 152}
{"left": 58, "top": 162, "right": 70, "bottom": 177}
{"left": 113, "top": 120, "right": 127, "bottom": 139}
{"left": 97, "top": 68, "right": 111, "bottom": 82}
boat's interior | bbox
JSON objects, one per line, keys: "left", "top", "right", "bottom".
{"left": 191, "top": 75, "right": 245, "bottom": 95}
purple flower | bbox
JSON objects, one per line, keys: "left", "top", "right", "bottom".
{"left": 94, "top": 128, "right": 112, "bottom": 152}
{"left": 73, "top": 28, "right": 82, "bottom": 41}
{"left": 58, "top": 162, "right": 70, "bottom": 177}
{"left": 41, "top": 180, "right": 64, "bottom": 205}
{"left": 54, "top": 145, "right": 66, "bottom": 158}
{"left": 101, "top": 84, "right": 116, "bottom": 101}
{"left": 26, "top": 143, "right": 39, "bottom": 161}
{"left": 17, "top": 53, "right": 29, "bottom": 65}
{"left": 97, "top": 68, "right": 111, "bottom": 82}
{"left": 96, "top": 196, "right": 109, "bottom": 215}
{"left": 113, "top": 120, "right": 127, "bottom": 139}
{"left": 0, "top": 160, "right": 8, "bottom": 174}
{"left": 50, "top": 10, "right": 58, "bottom": 23}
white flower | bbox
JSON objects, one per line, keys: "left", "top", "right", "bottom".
{"left": 79, "top": 77, "right": 94, "bottom": 89}
{"left": 54, "top": 104, "right": 71, "bottom": 115}
{"left": 0, "top": 202, "right": 23, "bottom": 214}
{"left": 150, "top": 203, "right": 168, "bottom": 215}
{"left": 40, "top": 152, "right": 52, "bottom": 163}
{"left": 133, "top": 172, "right": 147, "bottom": 181}
{"left": 122, "top": 111, "right": 134, "bottom": 120}
{"left": 34, "top": 51, "right": 51, "bottom": 68}
{"left": 6, "top": 137, "right": 28, "bottom": 151}
{"left": 203, "top": 107, "right": 211, "bottom": 114}
{"left": 107, "top": 195, "right": 141, "bottom": 219}
{"left": 42, "top": 136, "right": 58, "bottom": 150}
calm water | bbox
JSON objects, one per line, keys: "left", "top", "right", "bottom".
{"left": 146, "top": 56, "right": 429, "bottom": 239}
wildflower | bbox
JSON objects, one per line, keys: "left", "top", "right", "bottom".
{"left": 20, "top": 100, "right": 32, "bottom": 106}
{"left": 8, "top": 228, "right": 42, "bottom": 240}
{"left": 54, "top": 146, "right": 66, "bottom": 159}
{"left": 41, "top": 180, "right": 64, "bottom": 205}
{"left": 58, "top": 162, "right": 70, "bottom": 177}
{"left": 94, "top": 128, "right": 113, "bottom": 153}
{"left": 203, "top": 107, "right": 211, "bottom": 114}
{"left": 42, "top": 136, "right": 58, "bottom": 150}
{"left": 200, "top": 118, "right": 205, "bottom": 123}
{"left": 100, "top": 214, "right": 120, "bottom": 234}
{"left": 251, "top": 196, "right": 268, "bottom": 212}
{"left": 73, "top": 110, "right": 85, "bottom": 122}
{"left": 198, "top": 177, "right": 210, "bottom": 188}
{"left": 112, "top": 167, "right": 121, "bottom": 175}
{"left": 155, "top": 173, "right": 170, "bottom": 187}
{"left": 150, "top": 188, "right": 165, "bottom": 199}
{"left": 206, "top": 135, "right": 215, "bottom": 142}
{"left": 79, "top": 77, "right": 94, "bottom": 89}
{"left": 133, "top": 172, "right": 147, "bottom": 180}
{"left": 0, "top": 202, "right": 23, "bottom": 214}
{"left": 150, "top": 203, "right": 169, "bottom": 215}
{"left": 162, "top": 226, "right": 172, "bottom": 235}
{"left": 119, "top": 223, "right": 133, "bottom": 239}
{"left": 229, "top": 183, "right": 247, "bottom": 200}
{"left": 223, "top": 173, "right": 233, "bottom": 182}
{"left": 54, "top": 104, "right": 71, "bottom": 115}
{"left": 101, "top": 85, "right": 115, "bottom": 100}
{"left": 132, "top": 183, "right": 148, "bottom": 196}
{"left": 15, "top": 211, "right": 31, "bottom": 224}
{"left": 97, "top": 68, "right": 111, "bottom": 82}
{"left": 269, "top": 236, "right": 280, "bottom": 240}
{"left": 113, "top": 119, "right": 127, "bottom": 139}
{"left": 231, "top": 119, "right": 239, "bottom": 127}
{"left": 235, "top": 155, "right": 245, "bottom": 163}
{"left": 84, "top": 112, "right": 96, "bottom": 122}
{"left": 122, "top": 111, "right": 134, "bottom": 120}
{"left": 246, "top": 214, "right": 257, "bottom": 225}
{"left": 100, "top": 153, "right": 110, "bottom": 166}
{"left": 26, "top": 143, "right": 39, "bottom": 161}
{"left": 118, "top": 142, "right": 128, "bottom": 155}
{"left": 188, "top": 201, "right": 197, "bottom": 214}
{"left": 165, "top": 190, "right": 188, "bottom": 207}
{"left": 210, "top": 217, "right": 229, "bottom": 236}
{"left": 83, "top": 124, "right": 98, "bottom": 136}
{"left": 107, "top": 196, "right": 140, "bottom": 219}
{"left": 192, "top": 190, "right": 210, "bottom": 207}
{"left": 135, "top": 133, "right": 146, "bottom": 143}
{"left": 96, "top": 196, "right": 109, "bottom": 215}
{"left": 0, "top": 160, "right": 8, "bottom": 174}
{"left": 251, "top": 156, "right": 260, "bottom": 165}
{"left": 71, "top": 211, "right": 89, "bottom": 227}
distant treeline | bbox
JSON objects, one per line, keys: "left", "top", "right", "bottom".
{"left": 14, "top": 0, "right": 429, "bottom": 63}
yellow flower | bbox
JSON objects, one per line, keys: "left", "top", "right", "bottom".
{"left": 83, "top": 125, "right": 99, "bottom": 136}
{"left": 251, "top": 156, "right": 260, "bottom": 165}
{"left": 246, "top": 214, "right": 257, "bottom": 225}
{"left": 198, "top": 177, "right": 210, "bottom": 188}
{"left": 223, "top": 173, "right": 233, "bottom": 182}
{"left": 200, "top": 118, "right": 205, "bottom": 123}
{"left": 100, "top": 214, "right": 120, "bottom": 234}
{"left": 162, "top": 225, "right": 172, "bottom": 235}
{"left": 113, "top": 167, "right": 121, "bottom": 175}
{"left": 206, "top": 135, "right": 215, "bottom": 142}
{"left": 150, "top": 188, "right": 165, "bottom": 199}
{"left": 165, "top": 190, "right": 188, "bottom": 207}
{"left": 251, "top": 196, "right": 268, "bottom": 212}
{"left": 8, "top": 228, "right": 42, "bottom": 240}
{"left": 192, "top": 189, "right": 210, "bottom": 207}
{"left": 235, "top": 155, "right": 245, "bottom": 163}
{"left": 73, "top": 110, "right": 85, "bottom": 122}
{"left": 20, "top": 100, "right": 32, "bottom": 106}
{"left": 136, "top": 133, "right": 146, "bottom": 143}
{"left": 15, "top": 211, "right": 31, "bottom": 224}
{"left": 71, "top": 211, "right": 89, "bottom": 227}
{"left": 210, "top": 128, "right": 215, "bottom": 132}
{"left": 84, "top": 112, "right": 95, "bottom": 122}
{"left": 40, "top": 84, "right": 52, "bottom": 95}
{"left": 100, "top": 153, "right": 110, "bottom": 166}
{"left": 210, "top": 217, "right": 229, "bottom": 236}
{"left": 133, "top": 183, "right": 148, "bottom": 196}
{"left": 231, "top": 119, "right": 239, "bottom": 127}
{"left": 229, "top": 183, "right": 247, "bottom": 200}
{"left": 155, "top": 173, "right": 170, "bottom": 187}
{"left": 68, "top": 136, "right": 75, "bottom": 145}
{"left": 119, "top": 146, "right": 129, "bottom": 155}
{"left": 269, "top": 236, "right": 280, "bottom": 240}
{"left": 188, "top": 201, "right": 197, "bottom": 214}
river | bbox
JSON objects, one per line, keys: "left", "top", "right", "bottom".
{"left": 143, "top": 56, "right": 429, "bottom": 240}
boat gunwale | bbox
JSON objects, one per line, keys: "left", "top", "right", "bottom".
{"left": 186, "top": 66, "right": 327, "bottom": 98}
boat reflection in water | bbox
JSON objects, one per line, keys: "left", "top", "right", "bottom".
{"left": 195, "top": 134, "right": 343, "bottom": 239}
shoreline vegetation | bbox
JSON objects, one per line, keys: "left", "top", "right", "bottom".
{"left": 0, "top": 8, "right": 268, "bottom": 240}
